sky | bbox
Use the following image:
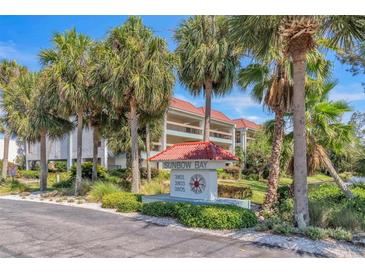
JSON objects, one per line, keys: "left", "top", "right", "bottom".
{"left": 0, "top": 15, "right": 364, "bottom": 124}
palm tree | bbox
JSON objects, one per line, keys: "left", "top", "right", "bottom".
{"left": 305, "top": 81, "right": 354, "bottom": 198}
{"left": 237, "top": 50, "right": 330, "bottom": 209}
{"left": 3, "top": 71, "right": 73, "bottom": 191}
{"left": 229, "top": 16, "right": 365, "bottom": 227}
{"left": 102, "top": 16, "right": 174, "bottom": 193}
{"left": 88, "top": 42, "right": 110, "bottom": 181}
{"left": 175, "top": 16, "right": 241, "bottom": 141}
{"left": 0, "top": 60, "right": 26, "bottom": 180}
{"left": 40, "top": 29, "right": 92, "bottom": 194}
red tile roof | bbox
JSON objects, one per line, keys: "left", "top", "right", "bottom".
{"left": 149, "top": 141, "right": 238, "bottom": 161}
{"left": 170, "top": 97, "right": 234, "bottom": 124}
{"left": 233, "top": 118, "right": 262, "bottom": 130}
{"left": 170, "top": 97, "right": 261, "bottom": 129}
{"left": 170, "top": 97, "right": 204, "bottom": 117}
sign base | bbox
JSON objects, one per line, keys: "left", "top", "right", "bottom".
{"left": 142, "top": 194, "right": 251, "bottom": 209}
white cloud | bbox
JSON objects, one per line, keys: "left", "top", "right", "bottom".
{"left": 0, "top": 41, "right": 38, "bottom": 67}
{"left": 330, "top": 83, "right": 365, "bottom": 102}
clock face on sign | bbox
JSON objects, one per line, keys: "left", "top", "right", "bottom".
{"left": 189, "top": 174, "right": 206, "bottom": 194}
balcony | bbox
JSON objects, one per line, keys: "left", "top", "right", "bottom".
{"left": 166, "top": 121, "right": 232, "bottom": 144}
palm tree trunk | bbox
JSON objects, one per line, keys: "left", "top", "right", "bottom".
{"left": 75, "top": 111, "right": 83, "bottom": 195}
{"left": 129, "top": 98, "right": 140, "bottom": 193}
{"left": 321, "top": 151, "right": 354, "bottom": 199}
{"left": 264, "top": 110, "right": 284, "bottom": 210}
{"left": 1, "top": 129, "right": 10, "bottom": 179}
{"left": 39, "top": 131, "right": 48, "bottom": 192}
{"left": 203, "top": 79, "right": 213, "bottom": 142}
{"left": 292, "top": 52, "right": 310, "bottom": 228}
{"left": 146, "top": 122, "right": 151, "bottom": 183}
{"left": 92, "top": 126, "right": 99, "bottom": 182}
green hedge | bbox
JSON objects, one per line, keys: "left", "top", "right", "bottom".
{"left": 218, "top": 184, "right": 252, "bottom": 200}
{"left": 102, "top": 192, "right": 142, "bottom": 212}
{"left": 17, "top": 169, "right": 39, "bottom": 179}
{"left": 141, "top": 202, "right": 258, "bottom": 230}
{"left": 71, "top": 162, "right": 107, "bottom": 180}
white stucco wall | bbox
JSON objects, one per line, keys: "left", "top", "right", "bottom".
{"left": 0, "top": 139, "right": 22, "bottom": 163}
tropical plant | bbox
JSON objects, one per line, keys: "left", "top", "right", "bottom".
{"left": 3, "top": 71, "right": 73, "bottom": 191}
{"left": 40, "top": 29, "right": 93, "bottom": 194}
{"left": 0, "top": 60, "right": 26, "bottom": 180}
{"left": 237, "top": 50, "right": 330, "bottom": 209}
{"left": 102, "top": 16, "right": 174, "bottom": 193}
{"left": 87, "top": 42, "right": 110, "bottom": 181}
{"left": 175, "top": 16, "right": 241, "bottom": 141}
{"left": 304, "top": 80, "right": 355, "bottom": 198}
{"left": 229, "top": 15, "right": 365, "bottom": 227}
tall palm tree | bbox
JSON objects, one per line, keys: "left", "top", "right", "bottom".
{"left": 229, "top": 16, "right": 365, "bottom": 227}
{"left": 102, "top": 16, "right": 174, "bottom": 193}
{"left": 3, "top": 71, "right": 73, "bottom": 191}
{"left": 0, "top": 60, "right": 26, "bottom": 180}
{"left": 237, "top": 50, "right": 330, "bottom": 209}
{"left": 175, "top": 16, "right": 241, "bottom": 141}
{"left": 88, "top": 42, "right": 110, "bottom": 181}
{"left": 40, "top": 29, "right": 92, "bottom": 194}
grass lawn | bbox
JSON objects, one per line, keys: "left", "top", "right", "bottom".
{"left": 219, "top": 173, "right": 334, "bottom": 205}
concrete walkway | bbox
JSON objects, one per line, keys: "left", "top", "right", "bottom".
{"left": 0, "top": 199, "right": 312, "bottom": 258}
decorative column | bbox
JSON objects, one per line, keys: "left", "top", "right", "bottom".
{"left": 243, "top": 129, "right": 247, "bottom": 164}
{"left": 67, "top": 132, "right": 73, "bottom": 171}
{"left": 161, "top": 112, "right": 167, "bottom": 150}
{"left": 25, "top": 141, "right": 29, "bottom": 170}
{"left": 231, "top": 126, "right": 236, "bottom": 153}
{"left": 101, "top": 138, "right": 108, "bottom": 169}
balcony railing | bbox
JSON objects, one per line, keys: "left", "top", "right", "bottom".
{"left": 166, "top": 120, "right": 232, "bottom": 140}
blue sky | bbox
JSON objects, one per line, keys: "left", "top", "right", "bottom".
{"left": 0, "top": 15, "right": 364, "bottom": 124}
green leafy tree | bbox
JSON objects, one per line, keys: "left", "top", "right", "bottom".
{"left": 229, "top": 15, "right": 365, "bottom": 227}
{"left": 102, "top": 16, "right": 174, "bottom": 193}
{"left": 40, "top": 29, "right": 93, "bottom": 194}
{"left": 237, "top": 50, "right": 330, "bottom": 209}
{"left": 175, "top": 16, "right": 241, "bottom": 141}
{"left": 3, "top": 71, "right": 73, "bottom": 190}
{"left": 0, "top": 60, "right": 26, "bottom": 180}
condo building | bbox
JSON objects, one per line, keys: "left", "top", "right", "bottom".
{"left": 25, "top": 97, "right": 261, "bottom": 170}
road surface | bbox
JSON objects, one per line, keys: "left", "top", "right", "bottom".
{"left": 0, "top": 199, "right": 314, "bottom": 258}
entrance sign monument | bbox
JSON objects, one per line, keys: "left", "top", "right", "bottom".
{"left": 144, "top": 141, "right": 251, "bottom": 209}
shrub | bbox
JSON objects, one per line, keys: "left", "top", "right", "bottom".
{"left": 255, "top": 216, "right": 282, "bottom": 231}
{"left": 327, "top": 228, "right": 352, "bottom": 241}
{"left": 303, "top": 226, "right": 328, "bottom": 240}
{"left": 328, "top": 206, "right": 363, "bottom": 232}
{"left": 176, "top": 204, "right": 258, "bottom": 230}
{"left": 140, "top": 167, "right": 160, "bottom": 179}
{"left": 101, "top": 192, "right": 141, "bottom": 212}
{"left": 88, "top": 182, "right": 121, "bottom": 202}
{"left": 53, "top": 178, "right": 73, "bottom": 189}
{"left": 70, "top": 162, "right": 107, "bottom": 180}
{"left": 224, "top": 166, "right": 241, "bottom": 179}
{"left": 54, "top": 161, "right": 67, "bottom": 172}
{"left": 79, "top": 180, "right": 93, "bottom": 196}
{"left": 309, "top": 184, "right": 344, "bottom": 204}
{"left": 0, "top": 179, "right": 29, "bottom": 193}
{"left": 141, "top": 202, "right": 257, "bottom": 230}
{"left": 277, "top": 185, "right": 293, "bottom": 203}
{"left": 278, "top": 198, "right": 294, "bottom": 222}
{"left": 140, "top": 180, "right": 169, "bottom": 195}
{"left": 308, "top": 200, "right": 331, "bottom": 228}
{"left": 141, "top": 202, "right": 179, "bottom": 217}
{"left": 17, "top": 169, "right": 39, "bottom": 179}
{"left": 218, "top": 184, "right": 252, "bottom": 199}
{"left": 244, "top": 173, "right": 259, "bottom": 181}
{"left": 272, "top": 222, "right": 297, "bottom": 235}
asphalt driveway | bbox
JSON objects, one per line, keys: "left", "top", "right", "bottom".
{"left": 0, "top": 199, "right": 313, "bottom": 258}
